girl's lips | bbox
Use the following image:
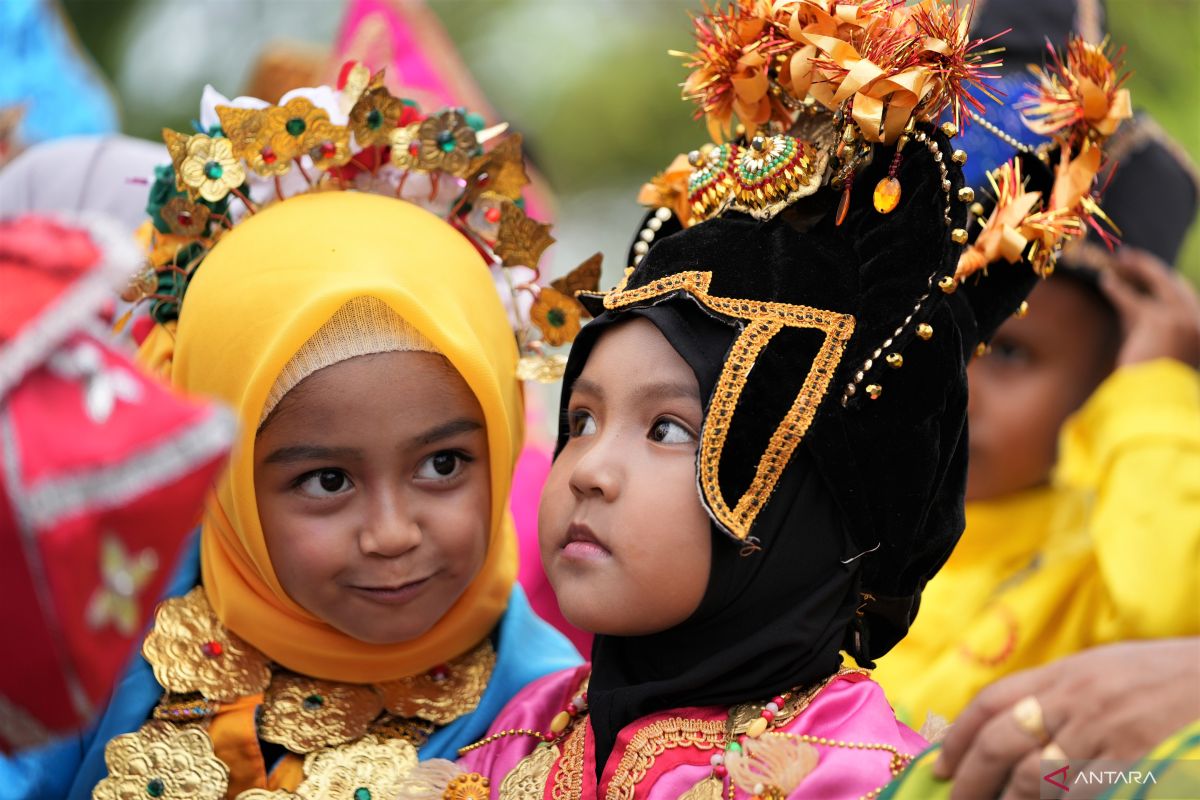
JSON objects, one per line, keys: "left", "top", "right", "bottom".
{"left": 348, "top": 576, "right": 432, "bottom": 605}
{"left": 562, "top": 522, "right": 611, "bottom": 561}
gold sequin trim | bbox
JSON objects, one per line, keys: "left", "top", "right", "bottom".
{"left": 141, "top": 587, "right": 270, "bottom": 702}
{"left": 605, "top": 717, "right": 725, "bottom": 800}
{"left": 258, "top": 671, "right": 383, "bottom": 753}
{"left": 604, "top": 271, "right": 855, "bottom": 540}
{"left": 378, "top": 639, "right": 495, "bottom": 725}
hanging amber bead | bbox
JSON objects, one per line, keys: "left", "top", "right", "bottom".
{"left": 873, "top": 177, "right": 901, "bottom": 214}
{"left": 836, "top": 186, "right": 852, "bottom": 226}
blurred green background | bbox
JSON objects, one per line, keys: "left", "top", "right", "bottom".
{"left": 61, "top": 0, "right": 1200, "bottom": 285}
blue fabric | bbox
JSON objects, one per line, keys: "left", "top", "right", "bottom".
{"left": 958, "top": 74, "right": 1052, "bottom": 189}
{"left": 0, "top": 534, "right": 581, "bottom": 799}
{"left": 0, "top": 0, "right": 118, "bottom": 145}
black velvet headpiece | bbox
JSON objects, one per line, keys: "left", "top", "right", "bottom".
{"left": 581, "top": 122, "right": 1036, "bottom": 662}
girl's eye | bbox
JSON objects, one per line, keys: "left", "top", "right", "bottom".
{"left": 416, "top": 451, "right": 471, "bottom": 480}
{"left": 296, "top": 469, "right": 352, "bottom": 498}
{"left": 649, "top": 418, "right": 696, "bottom": 445}
{"left": 567, "top": 410, "right": 597, "bottom": 438}
{"left": 987, "top": 340, "right": 1031, "bottom": 365}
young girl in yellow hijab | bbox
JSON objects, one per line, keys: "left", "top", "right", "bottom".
{"left": 0, "top": 72, "right": 581, "bottom": 799}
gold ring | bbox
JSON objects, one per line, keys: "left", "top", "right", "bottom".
{"left": 1011, "top": 695, "right": 1051, "bottom": 745}
{"left": 1041, "top": 742, "right": 1068, "bottom": 761}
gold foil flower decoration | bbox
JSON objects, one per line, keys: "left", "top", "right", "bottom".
{"left": 495, "top": 201, "right": 555, "bottom": 269}
{"left": 161, "top": 197, "right": 211, "bottom": 237}
{"left": 416, "top": 110, "right": 478, "bottom": 177}
{"left": 141, "top": 587, "right": 271, "bottom": 702}
{"left": 264, "top": 97, "right": 330, "bottom": 163}
{"left": 388, "top": 123, "right": 422, "bottom": 170}
{"left": 259, "top": 671, "right": 384, "bottom": 753}
{"left": 348, "top": 74, "right": 406, "bottom": 148}
{"left": 179, "top": 134, "right": 245, "bottom": 203}
{"left": 93, "top": 723, "right": 229, "bottom": 800}
{"left": 530, "top": 287, "right": 583, "bottom": 347}
{"left": 218, "top": 106, "right": 291, "bottom": 178}
{"left": 377, "top": 640, "right": 494, "bottom": 725}
{"left": 304, "top": 119, "right": 353, "bottom": 170}
{"left": 293, "top": 735, "right": 418, "bottom": 800}
{"left": 464, "top": 133, "right": 530, "bottom": 202}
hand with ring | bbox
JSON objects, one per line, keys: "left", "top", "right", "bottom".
{"left": 933, "top": 638, "right": 1200, "bottom": 799}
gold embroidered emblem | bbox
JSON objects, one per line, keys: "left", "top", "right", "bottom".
{"left": 93, "top": 723, "right": 229, "bottom": 800}
{"left": 141, "top": 587, "right": 270, "bottom": 702}
{"left": 378, "top": 640, "right": 496, "bottom": 725}
{"left": 604, "top": 271, "right": 855, "bottom": 539}
{"left": 258, "top": 671, "right": 384, "bottom": 753}
{"left": 499, "top": 742, "right": 560, "bottom": 800}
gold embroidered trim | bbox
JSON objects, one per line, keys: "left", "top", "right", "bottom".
{"left": 604, "top": 271, "right": 855, "bottom": 539}
{"left": 258, "top": 671, "right": 384, "bottom": 753}
{"left": 605, "top": 717, "right": 725, "bottom": 800}
{"left": 378, "top": 639, "right": 496, "bottom": 725}
{"left": 551, "top": 719, "right": 587, "bottom": 800}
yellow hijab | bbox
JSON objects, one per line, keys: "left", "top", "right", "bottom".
{"left": 140, "top": 191, "right": 521, "bottom": 683}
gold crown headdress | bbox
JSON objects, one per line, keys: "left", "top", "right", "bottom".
{"left": 642, "top": 0, "right": 1003, "bottom": 232}
{"left": 122, "top": 63, "right": 601, "bottom": 382}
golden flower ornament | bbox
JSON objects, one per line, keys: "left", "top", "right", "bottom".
{"left": 259, "top": 672, "right": 384, "bottom": 752}
{"left": 294, "top": 735, "right": 418, "bottom": 800}
{"left": 377, "top": 640, "right": 494, "bottom": 725}
{"left": 348, "top": 75, "right": 406, "bottom": 148}
{"left": 179, "top": 135, "right": 244, "bottom": 203}
{"left": 141, "top": 587, "right": 271, "bottom": 702}
{"left": 530, "top": 287, "right": 583, "bottom": 347}
{"left": 93, "top": 723, "right": 229, "bottom": 800}
{"left": 416, "top": 110, "right": 478, "bottom": 176}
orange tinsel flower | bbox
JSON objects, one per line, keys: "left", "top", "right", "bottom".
{"left": 1018, "top": 35, "right": 1132, "bottom": 146}
{"left": 678, "top": 0, "right": 795, "bottom": 140}
{"left": 637, "top": 154, "right": 694, "bottom": 226}
{"left": 955, "top": 158, "right": 1043, "bottom": 280}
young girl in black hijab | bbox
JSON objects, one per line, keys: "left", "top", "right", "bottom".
{"left": 443, "top": 1, "right": 1114, "bottom": 795}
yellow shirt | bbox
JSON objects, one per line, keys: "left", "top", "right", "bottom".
{"left": 873, "top": 359, "right": 1200, "bottom": 723}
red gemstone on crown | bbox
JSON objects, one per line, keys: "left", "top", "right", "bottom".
{"left": 201, "top": 641, "right": 223, "bottom": 658}
{"left": 261, "top": 147, "right": 277, "bottom": 165}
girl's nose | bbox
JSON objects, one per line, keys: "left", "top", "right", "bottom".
{"left": 358, "top": 490, "right": 422, "bottom": 557}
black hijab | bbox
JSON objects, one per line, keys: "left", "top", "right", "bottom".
{"left": 554, "top": 300, "right": 864, "bottom": 777}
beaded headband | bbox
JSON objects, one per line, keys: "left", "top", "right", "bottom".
{"left": 121, "top": 63, "right": 602, "bottom": 382}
